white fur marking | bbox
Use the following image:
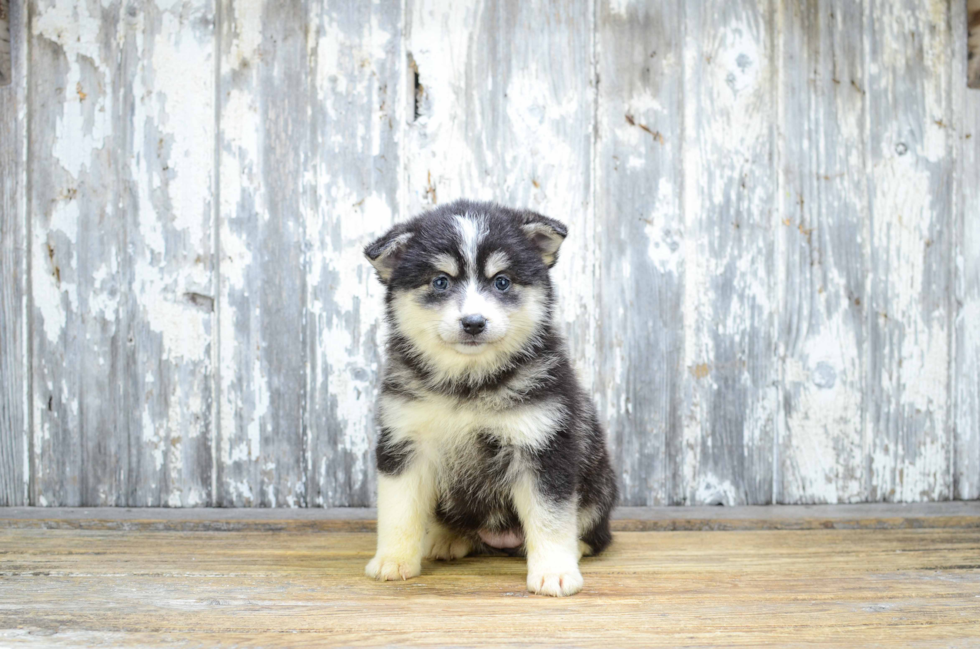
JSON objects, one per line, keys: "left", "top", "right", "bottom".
{"left": 454, "top": 214, "right": 486, "bottom": 276}
{"left": 379, "top": 392, "right": 566, "bottom": 450}
{"left": 512, "top": 475, "right": 583, "bottom": 597}
{"left": 366, "top": 463, "right": 436, "bottom": 581}
{"left": 460, "top": 281, "right": 501, "bottom": 322}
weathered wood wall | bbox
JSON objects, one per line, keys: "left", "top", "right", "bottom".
{"left": 969, "top": 0, "right": 980, "bottom": 87}
{"left": 0, "top": 0, "right": 26, "bottom": 505}
{"left": 0, "top": 0, "right": 978, "bottom": 507}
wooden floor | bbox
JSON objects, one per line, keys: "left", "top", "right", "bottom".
{"left": 1, "top": 504, "right": 979, "bottom": 647}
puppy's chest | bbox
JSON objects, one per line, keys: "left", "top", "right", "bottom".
{"left": 436, "top": 431, "right": 521, "bottom": 533}
{"left": 383, "top": 391, "right": 560, "bottom": 449}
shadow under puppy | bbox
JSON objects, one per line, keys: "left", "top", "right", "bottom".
{"left": 364, "top": 200, "right": 617, "bottom": 597}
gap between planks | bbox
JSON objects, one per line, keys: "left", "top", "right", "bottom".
{"left": 0, "top": 502, "right": 977, "bottom": 533}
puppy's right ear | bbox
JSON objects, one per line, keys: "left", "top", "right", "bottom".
{"left": 365, "top": 225, "right": 413, "bottom": 284}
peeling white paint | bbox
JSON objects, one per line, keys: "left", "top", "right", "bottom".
{"left": 643, "top": 177, "right": 681, "bottom": 275}
{"left": 13, "top": 0, "right": 976, "bottom": 509}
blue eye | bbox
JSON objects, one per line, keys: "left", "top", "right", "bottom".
{"left": 432, "top": 275, "right": 450, "bottom": 291}
{"left": 494, "top": 275, "right": 511, "bottom": 292}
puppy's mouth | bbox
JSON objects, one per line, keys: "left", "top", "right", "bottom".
{"left": 452, "top": 338, "right": 491, "bottom": 354}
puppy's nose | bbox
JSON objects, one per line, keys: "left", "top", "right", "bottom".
{"left": 460, "top": 314, "right": 487, "bottom": 335}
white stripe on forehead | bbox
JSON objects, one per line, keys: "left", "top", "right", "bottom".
{"left": 453, "top": 214, "right": 487, "bottom": 276}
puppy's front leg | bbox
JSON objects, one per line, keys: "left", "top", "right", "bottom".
{"left": 512, "top": 474, "right": 583, "bottom": 597}
{"left": 366, "top": 458, "right": 435, "bottom": 581}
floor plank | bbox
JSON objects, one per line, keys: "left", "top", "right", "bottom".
{"left": 1, "top": 517, "right": 978, "bottom": 646}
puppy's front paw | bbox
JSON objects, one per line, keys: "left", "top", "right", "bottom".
{"left": 527, "top": 566, "right": 583, "bottom": 597}
{"left": 365, "top": 554, "right": 422, "bottom": 581}
{"left": 424, "top": 531, "right": 473, "bottom": 561}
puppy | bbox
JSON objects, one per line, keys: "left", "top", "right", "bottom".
{"left": 363, "top": 200, "right": 617, "bottom": 597}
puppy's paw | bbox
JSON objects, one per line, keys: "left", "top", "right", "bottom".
{"left": 424, "top": 531, "right": 473, "bottom": 561}
{"left": 527, "top": 566, "right": 583, "bottom": 597}
{"left": 365, "top": 554, "right": 422, "bottom": 581}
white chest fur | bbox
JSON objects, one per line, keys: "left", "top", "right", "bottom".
{"left": 378, "top": 391, "right": 565, "bottom": 452}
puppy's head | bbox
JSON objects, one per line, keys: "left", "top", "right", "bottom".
{"left": 365, "top": 200, "right": 566, "bottom": 382}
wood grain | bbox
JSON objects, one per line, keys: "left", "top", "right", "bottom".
{"left": 865, "top": 0, "right": 954, "bottom": 502}
{"left": 594, "top": 1, "right": 683, "bottom": 505}
{"left": 969, "top": 0, "right": 980, "bottom": 88}
{"left": 0, "top": 0, "right": 26, "bottom": 505}
{"left": 6, "top": 0, "right": 980, "bottom": 508}
{"left": 680, "top": 1, "right": 778, "bottom": 505}
{"left": 2, "top": 502, "right": 978, "bottom": 533}
{"left": 957, "top": 0, "right": 980, "bottom": 500}
{"left": 29, "top": 0, "right": 216, "bottom": 506}
{"left": 217, "top": 0, "right": 311, "bottom": 506}
{"left": 0, "top": 521, "right": 978, "bottom": 646}
{"left": 305, "top": 0, "right": 403, "bottom": 507}
{"left": 0, "top": 0, "right": 10, "bottom": 87}
{"left": 404, "top": 0, "right": 598, "bottom": 392}
{"left": 775, "top": 2, "right": 869, "bottom": 503}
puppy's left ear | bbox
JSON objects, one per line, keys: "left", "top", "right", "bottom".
{"left": 365, "top": 224, "right": 413, "bottom": 283}
{"left": 521, "top": 212, "right": 568, "bottom": 267}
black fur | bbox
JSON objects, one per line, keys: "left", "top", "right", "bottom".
{"left": 375, "top": 427, "right": 414, "bottom": 476}
{"left": 367, "top": 200, "right": 617, "bottom": 555}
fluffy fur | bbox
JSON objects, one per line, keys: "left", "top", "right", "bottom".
{"left": 363, "top": 200, "right": 617, "bottom": 597}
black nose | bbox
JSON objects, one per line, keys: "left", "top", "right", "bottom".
{"left": 460, "top": 314, "right": 487, "bottom": 335}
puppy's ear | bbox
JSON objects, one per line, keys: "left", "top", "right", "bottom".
{"left": 365, "top": 224, "right": 413, "bottom": 283}
{"left": 521, "top": 212, "right": 568, "bottom": 267}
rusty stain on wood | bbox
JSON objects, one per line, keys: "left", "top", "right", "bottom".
{"left": 624, "top": 113, "right": 664, "bottom": 144}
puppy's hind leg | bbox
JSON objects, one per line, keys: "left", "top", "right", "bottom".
{"left": 511, "top": 475, "right": 583, "bottom": 597}
{"left": 577, "top": 502, "right": 613, "bottom": 558}
{"left": 424, "top": 521, "right": 474, "bottom": 561}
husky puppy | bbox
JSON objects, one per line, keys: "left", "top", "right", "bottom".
{"left": 363, "top": 200, "right": 617, "bottom": 597}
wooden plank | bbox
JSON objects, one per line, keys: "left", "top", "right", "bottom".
{"left": 865, "top": 0, "right": 954, "bottom": 502}
{"left": 680, "top": 1, "right": 778, "bottom": 505}
{"left": 594, "top": 2, "right": 683, "bottom": 505}
{"left": 0, "top": 526, "right": 978, "bottom": 646}
{"left": 305, "top": 0, "right": 403, "bottom": 507}
{"left": 775, "top": 3, "right": 868, "bottom": 503}
{"left": 403, "top": 0, "right": 598, "bottom": 394}
{"left": 969, "top": 0, "right": 980, "bottom": 88}
{"left": 0, "top": 0, "right": 27, "bottom": 505}
{"left": 956, "top": 0, "right": 980, "bottom": 500}
{"left": 216, "top": 0, "right": 311, "bottom": 506}
{"left": 1, "top": 502, "right": 978, "bottom": 533}
{"left": 29, "top": 0, "right": 216, "bottom": 506}
{"left": 0, "top": 0, "right": 10, "bottom": 86}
